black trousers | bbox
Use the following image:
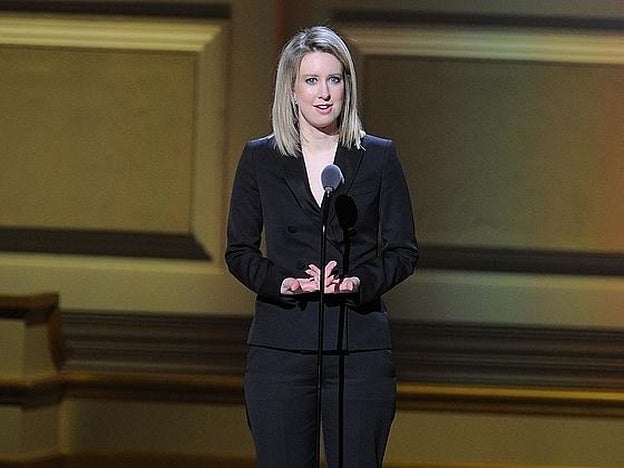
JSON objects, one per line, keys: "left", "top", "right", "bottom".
{"left": 244, "top": 346, "right": 396, "bottom": 468}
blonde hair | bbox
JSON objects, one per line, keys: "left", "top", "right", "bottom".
{"left": 272, "top": 26, "right": 363, "bottom": 157}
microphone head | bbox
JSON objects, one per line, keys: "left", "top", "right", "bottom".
{"left": 321, "top": 164, "right": 344, "bottom": 193}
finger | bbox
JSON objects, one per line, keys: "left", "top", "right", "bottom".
{"left": 339, "top": 277, "right": 360, "bottom": 293}
{"left": 324, "top": 261, "right": 338, "bottom": 286}
{"left": 305, "top": 268, "right": 318, "bottom": 279}
{"left": 339, "top": 279, "right": 354, "bottom": 292}
{"left": 325, "top": 274, "right": 339, "bottom": 288}
{"left": 281, "top": 278, "right": 296, "bottom": 295}
{"left": 300, "top": 277, "right": 318, "bottom": 292}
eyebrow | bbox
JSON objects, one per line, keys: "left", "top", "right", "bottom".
{"left": 301, "top": 72, "right": 343, "bottom": 77}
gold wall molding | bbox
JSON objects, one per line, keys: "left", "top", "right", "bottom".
{"left": 4, "top": 370, "right": 621, "bottom": 417}
{"left": 54, "top": 310, "right": 624, "bottom": 417}
{"left": 341, "top": 23, "right": 624, "bottom": 64}
{"left": 0, "top": 13, "right": 224, "bottom": 52}
{"left": 0, "top": 374, "right": 63, "bottom": 408}
{"left": 337, "top": 19, "right": 624, "bottom": 329}
{"left": 0, "top": 12, "right": 227, "bottom": 254}
{"left": 0, "top": 13, "right": 233, "bottom": 314}
{"left": 398, "top": 383, "right": 624, "bottom": 418}
{"left": 0, "top": 452, "right": 603, "bottom": 468}
{"left": 0, "top": 293, "right": 61, "bottom": 459}
{"left": 0, "top": 293, "right": 59, "bottom": 325}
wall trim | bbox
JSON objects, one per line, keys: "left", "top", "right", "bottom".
{"left": 3, "top": 301, "right": 619, "bottom": 415}
{"left": 0, "top": 453, "right": 63, "bottom": 468}
{"left": 2, "top": 452, "right": 591, "bottom": 468}
{"left": 54, "top": 311, "right": 624, "bottom": 416}
{"left": 0, "top": 228, "right": 209, "bottom": 260}
{"left": 3, "top": 369, "right": 623, "bottom": 418}
{"left": 419, "top": 244, "right": 624, "bottom": 277}
{"left": 0, "top": 292, "right": 59, "bottom": 324}
{"left": 335, "top": 10, "right": 624, "bottom": 32}
{"left": 62, "top": 370, "right": 243, "bottom": 404}
{"left": 0, "top": 11, "right": 225, "bottom": 52}
{"left": 340, "top": 22, "right": 624, "bottom": 64}
{"left": 398, "top": 383, "right": 624, "bottom": 418}
{"left": 0, "top": 374, "right": 63, "bottom": 407}
{"left": 0, "top": 13, "right": 228, "bottom": 314}
{"left": 0, "top": 1, "right": 230, "bottom": 19}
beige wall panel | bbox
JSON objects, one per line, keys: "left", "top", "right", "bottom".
{"left": 283, "top": 0, "right": 624, "bottom": 26}
{"left": 0, "top": 31, "right": 198, "bottom": 233}
{"left": 0, "top": 14, "right": 234, "bottom": 314}
{"left": 363, "top": 56, "right": 623, "bottom": 252}
{"left": 24, "top": 323, "right": 57, "bottom": 376}
{"left": 60, "top": 399, "right": 253, "bottom": 457}
{"left": 0, "top": 321, "right": 24, "bottom": 376}
{"left": 0, "top": 406, "right": 22, "bottom": 454}
{"left": 21, "top": 405, "right": 60, "bottom": 456}
{"left": 386, "top": 269, "right": 624, "bottom": 328}
{"left": 0, "top": 405, "right": 59, "bottom": 456}
{"left": 389, "top": 410, "right": 624, "bottom": 466}
{"left": 57, "top": 398, "right": 624, "bottom": 466}
{"left": 339, "top": 24, "right": 624, "bottom": 328}
{"left": 0, "top": 14, "right": 227, "bottom": 254}
{"left": 343, "top": 25, "right": 624, "bottom": 253}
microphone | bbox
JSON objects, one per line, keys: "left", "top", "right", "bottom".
{"left": 321, "top": 164, "right": 344, "bottom": 195}
{"left": 316, "top": 163, "right": 344, "bottom": 467}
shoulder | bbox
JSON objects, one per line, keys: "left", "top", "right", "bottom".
{"left": 237, "top": 135, "right": 282, "bottom": 169}
{"left": 358, "top": 134, "right": 404, "bottom": 175}
{"left": 360, "top": 133, "right": 395, "bottom": 153}
{"left": 235, "top": 134, "right": 290, "bottom": 181}
{"left": 245, "top": 134, "right": 278, "bottom": 153}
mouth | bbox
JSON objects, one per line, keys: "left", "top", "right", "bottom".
{"left": 314, "top": 104, "right": 333, "bottom": 112}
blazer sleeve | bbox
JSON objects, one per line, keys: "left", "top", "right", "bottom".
{"left": 225, "top": 143, "right": 292, "bottom": 302}
{"left": 349, "top": 140, "right": 419, "bottom": 306}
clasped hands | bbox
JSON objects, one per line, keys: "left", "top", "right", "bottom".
{"left": 281, "top": 260, "right": 360, "bottom": 295}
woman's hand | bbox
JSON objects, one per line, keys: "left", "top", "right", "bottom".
{"left": 280, "top": 276, "right": 318, "bottom": 295}
{"left": 306, "top": 260, "right": 360, "bottom": 294}
{"left": 281, "top": 261, "right": 360, "bottom": 295}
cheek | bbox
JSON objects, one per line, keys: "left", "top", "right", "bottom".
{"left": 295, "top": 89, "right": 313, "bottom": 106}
{"left": 335, "top": 92, "right": 345, "bottom": 112}
{"left": 335, "top": 86, "right": 345, "bottom": 104}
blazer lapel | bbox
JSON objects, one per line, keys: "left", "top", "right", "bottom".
{"left": 329, "top": 145, "right": 365, "bottom": 223}
{"left": 280, "top": 153, "right": 320, "bottom": 216}
{"left": 278, "top": 144, "right": 365, "bottom": 226}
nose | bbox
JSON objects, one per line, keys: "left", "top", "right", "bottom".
{"left": 319, "top": 81, "right": 330, "bottom": 100}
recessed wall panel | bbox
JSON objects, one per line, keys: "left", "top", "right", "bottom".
{"left": 363, "top": 57, "right": 624, "bottom": 253}
{"left": 0, "top": 46, "right": 195, "bottom": 233}
{"left": 0, "top": 14, "right": 229, "bottom": 313}
{"left": 342, "top": 24, "right": 624, "bottom": 328}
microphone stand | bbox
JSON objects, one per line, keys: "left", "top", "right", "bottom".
{"left": 315, "top": 188, "right": 332, "bottom": 468}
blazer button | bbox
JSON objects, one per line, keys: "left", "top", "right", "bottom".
{"left": 287, "top": 225, "right": 298, "bottom": 233}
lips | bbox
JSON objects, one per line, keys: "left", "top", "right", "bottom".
{"left": 314, "top": 104, "right": 333, "bottom": 113}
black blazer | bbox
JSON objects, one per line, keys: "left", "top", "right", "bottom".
{"left": 225, "top": 134, "right": 418, "bottom": 351}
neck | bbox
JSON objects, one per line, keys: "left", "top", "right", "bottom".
{"left": 300, "top": 124, "right": 339, "bottom": 153}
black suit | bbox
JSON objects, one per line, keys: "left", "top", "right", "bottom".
{"left": 226, "top": 133, "right": 418, "bottom": 350}
{"left": 225, "top": 134, "right": 418, "bottom": 467}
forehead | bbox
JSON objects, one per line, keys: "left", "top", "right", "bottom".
{"left": 298, "top": 51, "right": 343, "bottom": 74}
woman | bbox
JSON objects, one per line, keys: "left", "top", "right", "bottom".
{"left": 226, "top": 25, "right": 418, "bottom": 468}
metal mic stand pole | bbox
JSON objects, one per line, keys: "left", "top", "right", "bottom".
{"left": 315, "top": 189, "right": 331, "bottom": 468}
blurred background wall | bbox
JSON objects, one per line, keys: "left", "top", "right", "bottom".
{"left": 0, "top": 1, "right": 623, "bottom": 467}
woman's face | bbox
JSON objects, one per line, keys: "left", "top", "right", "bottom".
{"left": 293, "top": 51, "right": 345, "bottom": 136}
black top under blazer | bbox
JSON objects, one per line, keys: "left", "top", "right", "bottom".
{"left": 225, "top": 134, "right": 418, "bottom": 351}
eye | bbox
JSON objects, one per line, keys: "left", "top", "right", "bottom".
{"left": 305, "top": 77, "right": 318, "bottom": 85}
{"left": 329, "top": 75, "right": 343, "bottom": 84}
